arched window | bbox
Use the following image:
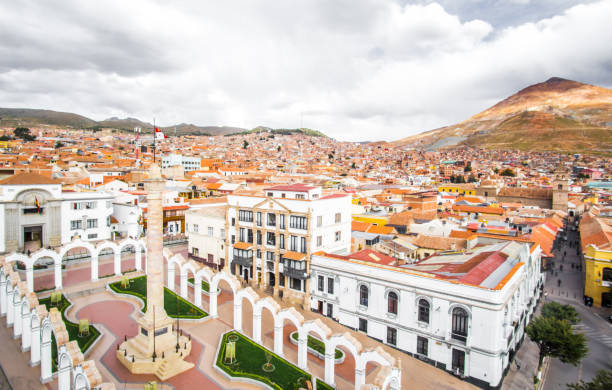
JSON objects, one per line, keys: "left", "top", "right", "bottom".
{"left": 388, "top": 292, "right": 398, "bottom": 314}
{"left": 603, "top": 267, "right": 612, "bottom": 282}
{"left": 359, "top": 285, "right": 369, "bottom": 307}
{"left": 452, "top": 307, "right": 469, "bottom": 343}
{"left": 418, "top": 299, "right": 430, "bottom": 323}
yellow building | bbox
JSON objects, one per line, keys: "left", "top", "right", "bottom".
{"left": 438, "top": 184, "right": 476, "bottom": 195}
{"left": 583, "top": 245, "right": 612, "bottom": 307}
{"left": 352, "top": 214, "right": 388, "bottom": 226}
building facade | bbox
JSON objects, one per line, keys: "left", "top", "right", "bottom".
{"left": 310, "top": 241, "right": 544, "bottom": 389}
{"left": 0, "top": 173, "right": 114, "bottom": 253}
{"left": 161, "top": 154, "right": 201, "bottom": 173}
{"left": 186, "top": 205, "right": 227, "bottom": 270}
{"left": 227, "top": 184, "right": 351, "bottom": 306}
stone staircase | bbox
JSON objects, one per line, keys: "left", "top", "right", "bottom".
{"left": 155, "top": 360, "right": 169, "bottom": 380}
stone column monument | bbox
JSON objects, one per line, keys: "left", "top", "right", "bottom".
{"left": 117, "top": 164, "right": 193, "bottom": 380}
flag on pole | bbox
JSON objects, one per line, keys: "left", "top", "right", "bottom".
{"left": 35, "top": 196, "right": 41, "bottom": 214}
{"left": 155, "top": 127, "right": 167, "bottom": 140}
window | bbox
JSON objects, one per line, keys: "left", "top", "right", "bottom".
{"left": 192, "top": 247, "right": 199, "bottom": 256}
{"left": 388, "top": 291, "right": 398, "bottom": 315}
{"left": 295, "top": 193, "right": 305, "bottom": 199}
{"left": 452, "top": 307, "right": 469, "bottom": 343}
{"left": 317, "top": 236, "right": 322, "bottom": 247}
{"left": 86, "top": 219, "right": 98, "bottom": 229}
{"left": 290, "top": 277, "right": 302, "bottom": 291}
{"left": 256, "top": 231, "right": 262, "bottom": 245}
{"left": 359, "top": 285, "right": 369, "bottom": 307}
{"left": 267, "top": 213, "right": 276, "bottom": 226}
{"left": 327, "top": 303, "right": 333, "bottom": 317}
{"left": 266, "top": 251, "right": 275, "bottom": 261}
{"left": 266, "top": 232, "right": 276, "bottom": 246}
{"left": 279, "top": 214, "right": 286, "bottom": 229}
{"left": 317, "top": 215, "right": 322, "bottom": 227}
{"left": 335, "top": 213, "right": 341, "bottom": 223}
{"left": 231, "top": 235, "right": 235, "bottom": 244}
{"left": 603, "top": 267, "right": 612, "bottom": 282}
{"left": 358, "top": 318, "right": 368, "bottom": 333}
{"left": 387, "top": 327, "right": 397, "bottom": 346}
{"left": 418, "top": 299, "right": 430, "bottom": 324}
{"left": 256, "top": 249, "right": 261, "bottom": 259}
{"left": 231, "top": 217, "right": 235, "bottom": 226}
{"left": 256, "top": 212, "right": 262, "bottom": 226}
{"left": 290, "top": 235, "right": 298, "bottom": 251}
{"left": 208, "top": 227, "right": 214, "bottom": 237}
{"left": 192, "top": 224, "right": 199, "bottom": 233}
{"left": 300, "top": 237, "right": 306, "bottom": 253}
{"left": 335, "top": 231, "right": 341, "bottom": 241}
{"left": 87, "top": 233, "right": 97, "bottom": 239}
{"left": 220, "top": 228, "right": 225, "bottom": 239}
{"left": 279, "top": 234, "right": 285, "bottom": 249}
{"left": 290, "top": 215, "right": 307, "bottom": 230}
{"left": 417, "top": 336, "right": 428, "bottom": 356}
{"left": 327, "top": 277, "right": 334, "bottom": 294}
{"left": 238, "top": 210, "right": 253, "bottom": 222}
{"left": 239, "top": 228, "right": 246, "bottom": 242}
{"left": 318, "top": 275, "right": 324, "bottom": 291}
{"left": 107, "top": 216, "right": 111, "bottom": 227}
{"left": 267, "top": 192, "right": 273, "bottom": 197}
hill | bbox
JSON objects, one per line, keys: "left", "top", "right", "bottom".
{"left": 393, "top": 77, "right": 612, "bottom": 155}
{"left": 224, "top": 126, "right": 328, "bottom": 138}
{"left": 0, "top": 108, "right": 243, "bottom": 136}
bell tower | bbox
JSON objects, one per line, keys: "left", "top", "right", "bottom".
{"left": 552, "top": 166, "right": 569, "bottom": 211}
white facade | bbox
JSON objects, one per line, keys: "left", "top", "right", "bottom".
{"left": 0, "top": 179, "right": 113, "bottom": 253}
{"left": 161, "top": 153, "right": 201, "bottom": 172}
{"left": 186, "top": 205, "right": 226, "bottom": 268}
{"left": 310, "top": 241, "right": 544, "bottom": 388}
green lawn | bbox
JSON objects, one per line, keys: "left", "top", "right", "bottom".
{"left": 187, "top": 277, "right": 210, "bottom": 293}
{"left": 39, "top": 294, "right": 101, "bottom": 373}
{"left": 290, "top": 331, "right": 343, "bottom": 360}
{"left": 109, "top": 275, "right": 207, "bottom": 319}
{"left": 316, "top": 378, "right": 336, "bottom": 390}
{"left": 216, "top": 331, "right": 312, "bottom": 390}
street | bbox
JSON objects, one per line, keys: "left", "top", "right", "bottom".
{"left": 543, "top": 225, "right": 612, "bottom": 389}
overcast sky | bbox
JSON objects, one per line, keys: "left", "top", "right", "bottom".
{"left": 0, "top": 0, "right": 610, "bottom": 141}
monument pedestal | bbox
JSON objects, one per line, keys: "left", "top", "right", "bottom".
{"left": 117, "top": 314, "right": 194, "bottom": 381}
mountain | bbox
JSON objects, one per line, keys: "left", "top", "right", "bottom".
{"left": 393, "top": 77, "right": 612, "bottom": 155}
{"left": 0, "top": 108, "right": 243, "bottom": 136}
{"left": 224, "top": 126, "right": 328, "bottom": 138}
{"left": 0, "top": 108, "right": 97, "bottom": 128}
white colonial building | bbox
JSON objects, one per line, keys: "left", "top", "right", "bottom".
{"left": 0, "top": 172, "right": 114, "bottom": 253}
{"left": 186, "top": 205, "right": 227, "bottom": 270}
{"left": 310, "top": 240, "right": 544, "bottom": 389}
{"left": 227, "top": 184, "right": 351, "bottom": 305}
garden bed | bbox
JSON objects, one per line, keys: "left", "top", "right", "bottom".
{"left": 39, "top": 294, "right": 101, "bottom": 373}
{"left": 108, "top": 275, "right": 207, "bottom": 319}
{"left": 215, "top": 331, "right": 313, "bottom": 390}
{"left": 289, "top": 331, "right": 344, "bottom": 363}
{"left": 187, "top": 277, "right": 220, "bottom": 294}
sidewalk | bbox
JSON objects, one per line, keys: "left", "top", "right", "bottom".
{"left": 501, "top": 335, "right": 540, "bottom": 390}
{"left": 0, "top": 318, "right": 47, "bottom": 390}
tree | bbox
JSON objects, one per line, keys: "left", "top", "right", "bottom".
{"left": 541, "top": 302, "right": 580, "bottom": 325}
{"left": 526, "top": 316, "right": 588, "bottom": 366}
{"left": 351, "top": 162, "right": 356, "bottom": 169}
{"left": 468, "top": 174, "right": 477, "bottom": 183}
{"left": 243, "top": 140, "right": 249, "bottom": 149}
{"left": 493, "top": 167, "right": 500, "bottom": 174}
{"left": 277, "top": 145, "right": 281, "bottom": 152}
{"left": 14, "top": 127, "right": 36, "bottom": 141}
{"left": 567, "top": 370, "right": 612, "bottom": 390}
{"left": 464, "top": 164, "right": 472, "bottom": 172}
{"left": 54, "top": 141, "right": 65, "bottom": 149}
{"left": 328, "top": 153, "right": 334, "bottom": 160}
{"left": 0, "top": 135, "right": 13, "bottom": 141}
{"left": 577, "top": 172, "right": 589, "bottom": 180}
{"left": 500, "top": 168, "right": 515, "bottom": 177}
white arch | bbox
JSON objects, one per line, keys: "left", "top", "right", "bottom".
{"left": 234, "top": 287, "right": 259, "bottom": 333}
{"left": 40, "top": 317, "right": 54, "bottom": 383}
{"left": 72, "top": 366, "right": 91, "bottom": 390}
{"left": 356, "top": 347, "right": 396, "bottom": 390}
{"left": 166, "top": 254, "right": 184, "bottom": 292}
{"left": 253, "top": 296, "right": 280, "bottom": 344}
{"left": 298, "top": 319, "right": 332, "bottom": 370}
{"left": 209, "top": 269, "right": 241, "bottom": 318}
{"left": 59, "top": 240, "right": 95, "bottom": 260}
{"left": 118, "top": 237, "right": 144, "bottom": 272}
{"left": 179, "top": 259, "right": 199, "bottom": 299}
{"left": 328, "top": 332, "right": 362, "bottom": 387}
{"left": 274, "top": 307, "right": 304, "bottom": 356}
{"left": 57, "top": 345, "right": 73, "bottom": 390}
{"left": 30, "top": 308, "right": 43, "bottom": 366}
{"left": 193, "top": 266, "right": 214, "bottom": 308}
{"left": 21, "top": 297, "right": 32, "bottom": 352}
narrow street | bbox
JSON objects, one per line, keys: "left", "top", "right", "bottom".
{"left": 543, "top": 224, "right": 612, "bottom": 389}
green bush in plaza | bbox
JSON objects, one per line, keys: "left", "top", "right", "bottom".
{"left": 290, "top": 331, "right": 343, "bottom": 360}
{"left": 187, "top": 277, "right": 211, "bottom": 292}
{"left": 109, "top": 275, "right": 207, "bottom": 319}
{"left": 216, "top": 331, "right": 312, "bottom": 390}
{"left": 39, "top": 294, "right": 101, "bottom": 372}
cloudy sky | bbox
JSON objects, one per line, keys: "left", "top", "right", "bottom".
{"left": 0, "top": 0, "right": 610, "bottom": 141}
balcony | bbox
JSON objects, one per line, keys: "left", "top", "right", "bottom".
{"left": 284, "top": 265, "right": 309, "bottom": 280}
{"left": 233, "top": 255, "right": 253, "bottom": 267}
{"left": 451, "top": 332, "right": 467, "bottom": 344}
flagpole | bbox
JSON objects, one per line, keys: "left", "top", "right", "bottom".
{"left": 153, "top": 118, "right": 156, "bottom": 163}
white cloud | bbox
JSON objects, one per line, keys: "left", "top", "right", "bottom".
{"left": 0, "top": 0, "right": 610, "bottom": 141}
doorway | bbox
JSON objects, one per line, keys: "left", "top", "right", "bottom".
{"left": 24, "top": 225, "right": 43, "bottom": 252}
{"left": 317, "top": 300, "right": 323, "bottom": 314}
{"left": 268, "top": 272, "right": 275, "bottom": 287}
{"left": 452, "top": 349, "right": 465, "bottom": 375}
{"left": 243, "top": 268, "right": 249, "bottom": 283}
